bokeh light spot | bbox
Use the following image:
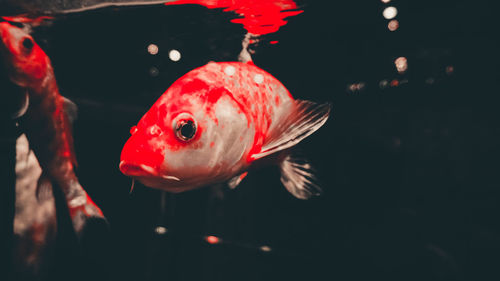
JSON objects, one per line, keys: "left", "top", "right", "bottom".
{"left": 347, "top": 82, "right": 366, "bottom": 93}
{"left": 169, "top": 49, "right": 181, "bottom": 62}
{"left": 149, "top": 66, "right": 159, "bottom": 77}
{"left": 155, "top": 226, "right": 167, "bottom": 235}
{"left": 383, "top": 7, "right": 398, "bottom": 19}
{"left": 446, "top": 66, "right": 454, "bottom": 75}
{"left": 206, "top": 235, "right": 220, "bottom": 244}
{"left": 394, "top": 56, "right": 408, "bottom": 73}
{"left": 147, "top": 43, "right": 159, "bottom": 55}
{"left": 388, "top": 19, "right": 399, "bottom": 31}
{"left": 260, "top": 245, "right": 272, "bottom": 252}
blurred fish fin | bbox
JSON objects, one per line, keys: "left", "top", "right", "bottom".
{"left": 238, "top": 33, "right": 253, "bottom": 63}
{"left": 12, "top": 90, "right": 29, "bottom": 119}
{"left": 250, "top": 100, "right": 331, "bottom": 160}
{"left": 1, "top": 15, "right": 54, "bottom": 27}
{"left": 228, "top": 171, "right": 248, "bottom": 189}
{"left": 36, "top": 173, "right": 53, "bottom": 202}
{"left": 210, "top": 184, "right": 226, "bottom": 200}
{"left": 63, "top": 97, "right": 78, "bottom": 123}
{"left": 280, "top": 154, "right": 322, "bottom": 199}
{"left": 62, "top": 97, "right": 78, "bottom": 167}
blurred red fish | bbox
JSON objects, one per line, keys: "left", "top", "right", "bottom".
{"left": 0, "top": 20, "right": 104, "bottom": 232}
{"left": 120, "top": 61, "right": 330, "bottom": 199}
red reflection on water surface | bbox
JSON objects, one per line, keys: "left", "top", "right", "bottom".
{"left": 166, "top": 0, "right": 303, "bottom": 35}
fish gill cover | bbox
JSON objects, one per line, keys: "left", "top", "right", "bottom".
{"left": 166, "top": 0, "right": 303, "bottom": 35}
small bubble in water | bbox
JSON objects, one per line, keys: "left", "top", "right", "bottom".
{"left": 149, "top": 66, "right": 159, "bottom": 77}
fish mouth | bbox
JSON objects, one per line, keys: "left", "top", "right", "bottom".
{"left": 119, "top": 161, "right": 180, "bottom": 181}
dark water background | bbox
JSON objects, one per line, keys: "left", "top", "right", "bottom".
{"left": 10, "top": 0, "right": 500, "bottom": 280}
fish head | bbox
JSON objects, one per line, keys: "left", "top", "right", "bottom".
{"left": 120, "top": 73, "right": 254, "bottom": 193}
{"left": 0, "top": 21, "right": 50, "bottom": 88}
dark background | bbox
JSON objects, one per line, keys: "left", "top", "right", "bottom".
{"left": 5, "top": 0, "right": 500, "bottom": 280}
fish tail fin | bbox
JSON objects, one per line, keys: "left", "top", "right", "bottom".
{"left": 228, "top": 172, "right": 248, "bottom": 189}
{"left": 279, "top": 154, "right": 322, "bottom": 199}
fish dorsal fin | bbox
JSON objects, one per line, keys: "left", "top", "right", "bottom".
{"left": 280, "top": 154, "right": 322, "bottom": 199}
{"left": 63, "top": 97, "right": 78, "bottom": 123}
{"left": 250, "top": 99, "right": 331, "bottom": 160}
{"left": 228, "top": 172, "right": 248, "bottom": 189}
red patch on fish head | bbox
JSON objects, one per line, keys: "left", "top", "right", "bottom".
{"left": 167, "top": 76, "right": 233, "bottom": 126}
{"left": 120, "top": 84, "right": 206, "bottom": 182}
{"left": 154, "top": 81, "right": 206, "bottom": 150}
{"left": 0, "top": 22, "right": 49, "bottom": 88}
{"left": 120, "top": 108, "right": 166, "bottom": 178}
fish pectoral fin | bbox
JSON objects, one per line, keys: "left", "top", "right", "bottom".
{"left": 62, "top": 96, "right": 78, "bottom": 167}
{"left": 280, "top": 154, "right": 322, "bottom": 199}
{"left": 250, "top": 99, "right": 331, "bottom": 160}
{"left": 227, "top": 171, "right": 249, "bottom": 189}
{"left": 12, "top": 90, "right": 29, "bottom": 119}
{"left": 36, "top": 173, "right": 53, "bottom": 202}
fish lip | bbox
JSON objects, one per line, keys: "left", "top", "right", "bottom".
{"left": 119, "top": 161, "right": 180, "bottom": 181}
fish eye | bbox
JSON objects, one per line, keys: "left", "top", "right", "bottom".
{"left": 21, "top": 37, "right": 34, "bottom": 51}
{"left": 173, "top": 113, "right": 197, "bottom": 142}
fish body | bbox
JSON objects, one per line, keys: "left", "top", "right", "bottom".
{"left": 120, "top": 61, "right": 330, "bottom": 199}
{"left": 0, "top": 20, "right": 104, "bottom": 233}
{"left": 0, "top": 0, "right": 173, "bottom": 16}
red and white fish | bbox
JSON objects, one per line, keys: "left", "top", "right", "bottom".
{"left": 119, "top": 61, "right": 330, "bottom": 199}
{"left": 0, "top": 20, "right": 105, "bottom": 234}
